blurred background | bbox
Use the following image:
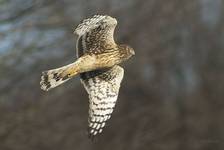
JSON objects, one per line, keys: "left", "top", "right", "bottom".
{"left": 0, "top": 0, "right": 224, "bottom": 150}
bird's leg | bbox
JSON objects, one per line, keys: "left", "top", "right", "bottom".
{"left": 60, "top": 54, "right": 97, "bottom": 78}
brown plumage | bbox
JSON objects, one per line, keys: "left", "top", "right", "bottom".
{"left": 40, "top": 15, "right": 135, "bottom": 138}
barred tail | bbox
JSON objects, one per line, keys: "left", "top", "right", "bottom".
{"left": 40, "top": 63, "right": 78, "bottom": 91}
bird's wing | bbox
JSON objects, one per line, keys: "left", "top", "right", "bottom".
{"left": 80, "top": 65, "right": 124, "bottom": 139}
{"left": 75, "top": 15, "right": 122, "bottom": 138}
{"left": 75, "top": 15, "right": 117, "bottom": 57}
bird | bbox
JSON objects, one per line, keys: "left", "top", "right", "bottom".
{"left": 40, "top": 15, "right": 135, "bottom": 139}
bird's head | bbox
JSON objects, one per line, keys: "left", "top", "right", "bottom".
{"left": 126, "top": 45, "right": 135, "bottom": 56}
{"left": 118, "top": 44, "right": 135, "bottom": 60}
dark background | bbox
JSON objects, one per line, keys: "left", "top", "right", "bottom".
{"left": 0, "top": 0, "right": 224, "bottom": 150}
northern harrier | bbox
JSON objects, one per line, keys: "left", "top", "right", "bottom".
{"left": 40, "top": 15, "right": 135, "bottom": 139}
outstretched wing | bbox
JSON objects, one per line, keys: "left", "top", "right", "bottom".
{"left": 75, "top": 15, "right": 122, "bottom": 138}
{"left": 80, "top": 65, "right": 124, "bottom": 139}
{"left": 74, "top": 15, "right": 117, "bottom": 56}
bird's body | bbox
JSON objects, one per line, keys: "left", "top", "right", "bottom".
{"left": 40, "top": 15, "right": 135, "bottom": 138}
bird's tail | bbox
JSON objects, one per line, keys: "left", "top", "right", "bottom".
{"left": 40, "top": 62, "right": 79, "bottom": 91}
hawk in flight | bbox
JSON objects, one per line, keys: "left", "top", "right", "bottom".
{"left": 40, "top": 15, "right": 135, "bottom": 139}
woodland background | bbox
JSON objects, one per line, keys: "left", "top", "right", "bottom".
{"left": 0, "top": 0, "right": 224, "bottom": 150}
